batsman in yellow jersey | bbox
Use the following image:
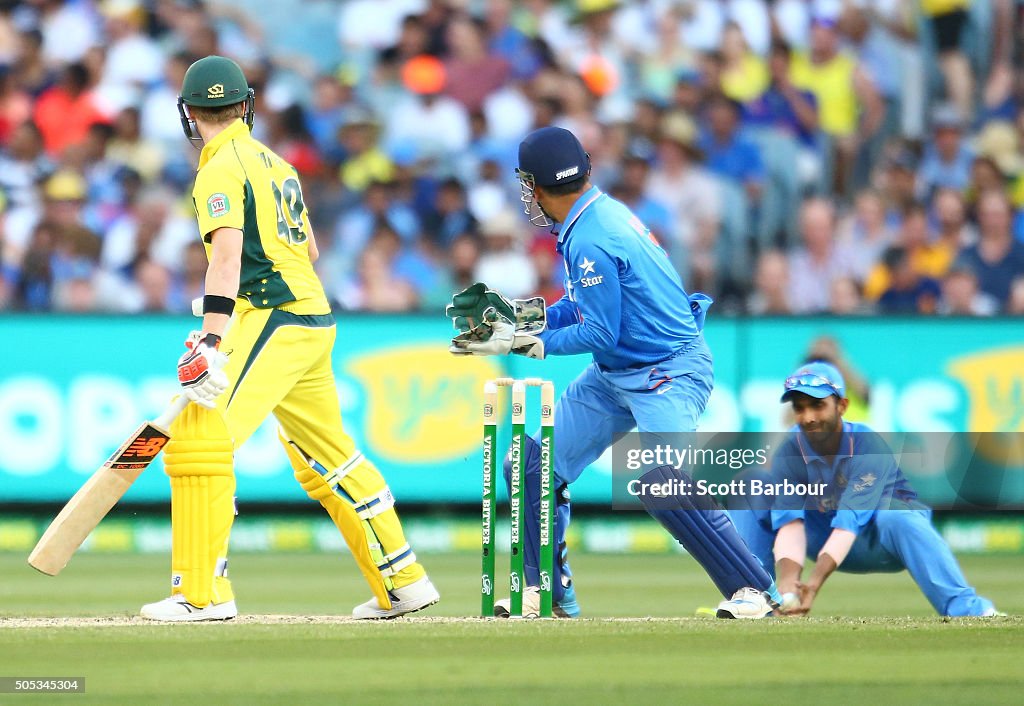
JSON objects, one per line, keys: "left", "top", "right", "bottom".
{"left": 140, "top": 55, "right": 439, "bottom": 621}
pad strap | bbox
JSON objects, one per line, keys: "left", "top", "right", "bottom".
{"left": 377, "top": 544, "right": 417, "bottom": 577}
{"left": 353, "top": 487, "right": 396, "bottom": 520}
{"left": 317, "top": 452, "right": 365, "bottom": 488}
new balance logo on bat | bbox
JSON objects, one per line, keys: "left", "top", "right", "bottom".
{"left": 123, "top": 437, "right": 168, "bottom": 458}
{"left": 106, "top": 427, "right": 171, "bottom": 470}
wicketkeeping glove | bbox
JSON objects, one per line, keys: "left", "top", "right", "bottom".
{"left": 446, "top": 282, "right": 546, "bottom": 334}
{"left": 449, "top": 320, "right": 545, "bottom": 359}
{"left": 177, "top": 331, "right": 229, "bottom": 409}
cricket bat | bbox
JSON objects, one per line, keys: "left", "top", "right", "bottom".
{"left": 28, "top": 395, "right": 190, "bottom": 576}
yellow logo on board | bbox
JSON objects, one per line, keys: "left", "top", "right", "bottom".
{"left": 348, "top": 346, "right": 502, "bottom": 462}
{"left": 948, "top": 347, "right": 1024, "bottom": 432}
{"left": 208, "top": 83, "right": 225, "bottom": 99}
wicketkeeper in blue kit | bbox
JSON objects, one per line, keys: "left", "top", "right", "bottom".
{"left": 448, "top": 126, "right": 782, "bottom": 618}
{"left": 728, "top": 361, "right": 999, "bottom": 617}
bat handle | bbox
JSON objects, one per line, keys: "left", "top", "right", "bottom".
{"left": 153, "top": 395, "right": 190, "bottom": 431}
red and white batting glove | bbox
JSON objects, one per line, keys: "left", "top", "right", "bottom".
{"left": 177, "top": 331, "right": 229, "bottom": 409}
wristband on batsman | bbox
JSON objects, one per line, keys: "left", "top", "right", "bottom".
{"left": 203, "top": 294, "right": 236, "bottom": 316}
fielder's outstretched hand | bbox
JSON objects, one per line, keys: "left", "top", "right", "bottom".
{"left": 177, "top": 331, "right": 229, "bottom": 409}
{"left": 776, "top": 591, "right": 801, "bottom": 616}
{"left": 781, "top": 581, "right": 819, "bottom": 616}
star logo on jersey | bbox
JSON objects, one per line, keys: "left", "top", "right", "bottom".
{"left": 207, "top": 83, "right": 225, "bottom": 99}
{"left": 853, "top": 473, "right": 877, "bottom": 492}
{"left": 578, "top": 257, "right": 604, "bottom": 287}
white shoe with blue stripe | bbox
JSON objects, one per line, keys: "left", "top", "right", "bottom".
{"left": 715, "top": 587, "right": 775, "bottom": 619}
{"left": 352, "top": 576, "right": 440, "bottom": 620}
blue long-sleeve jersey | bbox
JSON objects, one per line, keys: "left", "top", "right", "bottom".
{"left": 770, "top": 421, "right": 920, "bottom": 535}
{"left": 538, "top": 185, "right": 705, "bottom": 370}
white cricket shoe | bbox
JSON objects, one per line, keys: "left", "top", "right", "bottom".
{"left": 494, "top": 585, "right": 572, "bottom": 618}
{"left": 352, "top": 576, "right": 440, "bottom": 619}
{"left": 716, "top": 587, "right": 775, "bottom": 619}
{"left": 140, "top": 595, "right": 237, "bottom": 622}
{"left": 494, "top": 585, "right": 541, "bottom": 618}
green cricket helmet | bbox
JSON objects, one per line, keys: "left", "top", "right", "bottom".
{"left": 177, "top": 55, "right": 255, "bottom": 146}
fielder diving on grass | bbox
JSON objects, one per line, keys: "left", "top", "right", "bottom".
{"left": 139, "top": 55, "right": 438, "bottom": 622}
{"left": 448, "top": 126, "right": 782, "bottom": 619}
{"left": 727, "top": 361, "right": 1000, "bottom": 617}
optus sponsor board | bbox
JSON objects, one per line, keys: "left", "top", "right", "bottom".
{"left": 1, "top": 315, "right": 1023, "bottom": 504}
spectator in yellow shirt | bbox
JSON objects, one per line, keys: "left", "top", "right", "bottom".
{"left": 789, "top": 15, "right": 883, "bottom": 196}
{"left": 338, "top": 108, "right": 394, "bottom": 194}
{"left": 864, "top": 203, "right": 956, "bottom": 300}
{"left": 720, "top": 21, "right": 769, "bottom": 103}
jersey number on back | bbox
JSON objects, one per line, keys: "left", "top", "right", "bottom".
{"left": 271, "top": 177, "right": 308, "bottom": 245}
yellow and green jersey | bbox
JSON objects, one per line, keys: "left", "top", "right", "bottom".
{"left": 192, "top": 119, "right": 330, "bottom": 316}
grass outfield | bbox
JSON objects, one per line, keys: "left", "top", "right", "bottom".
{"left": 1, "top": 552, "right": 1022, "bottom": 704}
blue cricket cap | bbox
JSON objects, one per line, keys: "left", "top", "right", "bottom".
{"left": 517, "top": 126, "right": 590, "bottom": 187}
{"left": 781, "top": 361, "right": 846, "bottom": 402}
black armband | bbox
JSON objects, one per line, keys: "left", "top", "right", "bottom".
{"left": 203, "top": 294, "right": 236, "bottom": 316}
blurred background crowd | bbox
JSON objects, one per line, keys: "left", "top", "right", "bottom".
{"left": 1, "top": 0, "right": 1024, "bottom": 316}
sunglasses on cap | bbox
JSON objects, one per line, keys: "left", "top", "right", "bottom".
{"left": 783, "top": 374, "right": 842, "bottom": 397}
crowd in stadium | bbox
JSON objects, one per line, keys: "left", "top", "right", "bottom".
{"left": 1, "top": 0, "right": 1023, "bottom": 316}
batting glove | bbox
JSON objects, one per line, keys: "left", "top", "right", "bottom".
{"left": 177, "top": 331, "right": 229, "bottom": 409}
